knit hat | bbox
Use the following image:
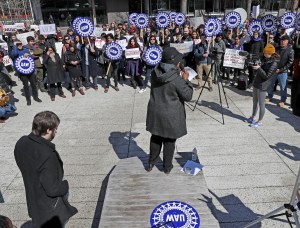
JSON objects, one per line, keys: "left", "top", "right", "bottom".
{"left": 263, "top": 44, "right": 276, "bottom": 55}
{"left": 161, "top": 47, "right": 183, "bottom": 65}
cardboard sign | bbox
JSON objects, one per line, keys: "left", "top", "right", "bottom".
{"left": 116, "top": 39, "right": 127, "bottom": 50}
{"left": 91, "top": 27, "right": 103, "bottom": 37}
{"left": 125, "top": 48, "right": 140, "bottom": 59}
{"left": 3, "top": 56, "right": 12, "bottom": 66}
{"left": 170, "top": 41, "right": 193, "bottom": 54}
{"left": 16, "top": 32, "right": 35, "bottom": 45}
{"left": 55, "top": 42, "right": 64, "bottom": 58}
{"left": 95, "top": 39, "right": 105, "bottom": 49}
{"left": 223, "top": 49, "right": 246, "bottom": 69}
{"left": 39, "top": 24, "right": 56, "bottom": 35}
{"left": 4, "top": 25, "right": 17, "bottom": 33}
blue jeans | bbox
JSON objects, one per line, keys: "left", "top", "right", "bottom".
{"left": 0, "top": 103, "right": 17, "bottom": 118}
{"left": 267, "top": 72, "right": 288, "bottom": 102}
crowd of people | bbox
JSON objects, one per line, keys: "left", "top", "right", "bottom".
{"left": 0, "top": 17, "right": 300, "bottom": 125}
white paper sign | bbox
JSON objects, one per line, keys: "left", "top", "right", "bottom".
{"left": 39, "top": 24, "right": 56, "bottom": 35}
{"left": 223, "top": 49, "right": 246, "bottom": 69}
{"left": 190, "top": 17, "right": 204, "bottom": 27}
{"left": 16, "top": 32, "right": 35, "bottom": 45}
{"left": 95, "top": 39, "right": 105, "bottom": 49}
{"left": 14, "top": 23, "right": 25, "bottom": 30}
{"left": 91, "top": 27, "right": 103, "bottom": 37}
{"left": 185, "top": 66, "right": 198, "bottom": 81}
{"left": 30, "top": 25, "right": 39, "bottom": 31}
{"left": 116, "top": 39, "right": 127, "bottom": 50}
{"left": 4, "top": 25, "right": 17, "bottom": 33}
{"left": 0, "top": 42, "right": 8, "bottom": 50}
{"left": 55, "top": 42, "right": 64, "bottom": 58}
{"left": 125, "top": 48, "right": 140, "bottom": 59}
{"left": 170, "top": 41, "right": 193, "bottom": 54}
{"left": 3, "top": 56, "right": 12, "bottom": 66}
{"left": 101, "top": 30, "right": 115, "bottom": 36}
{"left": 124, "top": 35, "right": 133, "bottom": 41}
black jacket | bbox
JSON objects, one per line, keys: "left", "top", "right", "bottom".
{"left": 253, "top": 56, "right": 279, "bottom": 91}
{"left": 250, "top": 39, "right": 264, "bottom": 58}
{"left": 146, "top": 63, "right": 193, "bottom": 139}
{"left": 43, "top": 53, "right": 65, "bottom": 84}
{"left": 14, "top": 133, "right": 77, "bottom": 227}
{"left": 64, "top": 50, "right": 83, "bottom": 78}
{"left": 81, "top": 43, "right": 101, "bottom": 77}
{"left": 276, "top": 45, "right": 294, "bottom": 73}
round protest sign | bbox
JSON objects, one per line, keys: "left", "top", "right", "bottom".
{"left": 280, "top": 12, "right": 296, "bottom": 29}
{"left": 224, "top": 11, "right": 241, "bottom": 29}
{"left": 135, "top": 14, "right": 149, "bottom": 29}
{"left": 75, "top": 17, "right": 94, "bottom": 37}
{"left": 72, "top": 16, "right": 83, "bottom": 31}
{"left": 104, "top": 42, "right": 123, "bottom": 61}
{"left": 129, "top": 13, "right": 138, "bottom": 25}
{"left": 144, "top": 46, "right": 162, "bottom": 66}
{"left": 14, "top": 55, "right": 35, "bottom": 75}
{"left": 175, "top": 13, "right": 186, "bottom": 26}
{"left": 155, "top": 12, "right": 170, "bottom": 28}
{"left": 214, "top": 18, "right": 222, "bottom": 36}
{"left": 248, "top": 20, "right": 263, "bottom": 36}
{"left": 204, "top": 18, "right": 216, "bottom": 37}
{"left": 295, "top": 14, "right": 300, "bottom": 31}
{"left": 169, "top": 12, "right": 177, "bottom": 22}
{"left": 261, "top": 15, "right": 277, "bottom": 32}
{"left": 150, "top": 201, "right": 200, "bottom": 228}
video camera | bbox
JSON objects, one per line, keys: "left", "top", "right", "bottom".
{"left": 238, "top": 51, "right": 261, "bottom": 68}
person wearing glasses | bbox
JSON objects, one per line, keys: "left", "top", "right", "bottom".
{"left": 160, "top": 28, "right": 174, "bottom": 49}
{"left": 267, "top": 34, "right": 278, "bottom": 48}
{"left": 61, "top": 35, "right": 73, "bottom": 90}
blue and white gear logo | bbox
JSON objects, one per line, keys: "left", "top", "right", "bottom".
{"left": 214, "top": 19, "right": 222, "bottom": 36}
{"left": 72, "top": 16, "right": 83, "bottom": 31}
{"left": 248, "top": 20, "right": 263, "bottom": 36}
{"left": 14, "top": 55, "right": 35, "bottom": 75}
{"left": 261, "top": 15, "right": 277, "bottom": 32}
{"left": 156, "top": 12, "right": 170, "bottom": 28}
{"left": 105, "top": 42, "right": 123, "bottom": 61}
{"left": 144, "top": 46, "right": 162, "bottom": 66}
{"left": 129, "top": 13, "right": 138, "bottom": 25}
{"left": 295, "top": 14, "right": 300, "bottom": 31}
{"left": 280, "top": 12, "right": 296, "bottom": 29}
{"left": 175, "top": 13, "right": 186, "bottom": 26}
{"left": 170, "top": 12, "right": 177, "bottom": 22}
{"left": 204, "top": 19, "right": 216, "bottom": 37}
{"left": 136, "top": 14, "right": 149, "bottom": 29}
{"left": 225, "top": 11, "right": 241, "bottom": 29}
{"left": 150, "top": 201, "right": 200, "bottom": 228}
{"left": 75, "top": 17, "right": 94, "bottom": 37}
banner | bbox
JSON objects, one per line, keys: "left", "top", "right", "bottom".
{"left": 39, "top": 24, "right": 56, "bottom": 35}
{"left": 14, "top": 23, "right": 25, "bottom": 30}
{"left": 3, "top": 56, "right": 12, "bottom": 66}
{"left": 55, "top": 42, "right": 64, "bottom": 58}
{"left": 223, "top": 49, "right": 246, "bottom": 69}
{"left": 4, "top": 25, "right": 17, "bottom": 33}
{"left": 170, "top": 41, "right": 193, "bottom": 54}
{"left": 91, "top": 27, "right": 103, "bottom": 37}
{"left": 95, "top": 39, "right": 105, "bottom": 49}
{"left": 125, "top": 48, "right": 140, "bottom": 59}
{"left": 16, "top": 32, "right": 35, "bottom": 45}
{"left": 116, "top": 39, "right": 127, "bottom": 50}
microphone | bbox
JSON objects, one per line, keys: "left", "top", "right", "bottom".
{"left": 238, "top": 50, "right": 249, "bottom": 57}
{"left": 179, "top": 63, "right": 185, "bottom": 71}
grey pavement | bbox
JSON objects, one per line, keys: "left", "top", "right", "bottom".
{"left": 0, "top": 75, "right": 300, "bottom": 228}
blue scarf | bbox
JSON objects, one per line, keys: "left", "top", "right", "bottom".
{"left": 253, "top": 37, "right": 262, "bottom": 42}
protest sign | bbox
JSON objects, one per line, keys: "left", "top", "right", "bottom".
{"left": 190, "top": 17, "right": 204, "bottom": 28}
{"left": 17, "top": 32, "right": 35, "bottom": 45}
{"left": 124, "top": 35, "right": 133, "bottom": 41}
{"left": 116, "top": 39, "right": 127, "bottom": 50}
{"left": 101, "top": 30, "right": 115, "bottom": 36}
{"left": 14, "top": 56, "right": 36, "bottom": 75}
{"left": 30, "top": 25, "right": 39, "bottom": 31}
{"left": 39, "top": 24, "right": 56, "bottom": 35}
{"left": 14, "top": 23, "right": 25, "bottom": 30}
{"left": 105, "top": 42, "right": 123, "bottom": 60}
{"left": 91, "top": 27, "right": 103, "bottom": 37}
{"left": 95, "top": 39, "right": 105, "bottom": 49}
{"left": 170, "top": 41, "right": 193, "bottom": 54}
{"left": 223, "top": 49, "right": 246, "bottom": 69}
{"left": 4, "top": 25, "right": 17, "bottom": 33}
{"left": 55, "top": 42, "right": 64, "bottom": 58}
{"left": 3, "top": 56, "right": 12, "bottom": 66}
{"left": 125, "top": 48, "right": 140, "bottom": 59}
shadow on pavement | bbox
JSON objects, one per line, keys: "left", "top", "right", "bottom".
{"left": 270, "top": 143, "right": 300, "bottom": 161}
{"left": 0, "top": 191, "right": 3, "bottom": 203}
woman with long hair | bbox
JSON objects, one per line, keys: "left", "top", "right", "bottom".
{"left": 245, "top": 44, "right": 279, "bottom": 128}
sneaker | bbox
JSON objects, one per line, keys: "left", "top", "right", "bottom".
{"left": 250, "top": 121, "right": 262, "bottom": 128}
{"left": 244, "top": 117, "right": 256, "bottom": 124}
{"left": 138, "top": 88, "right": 146, "bottom": 93}
{"left": 114, "top": 86, "right": 119, "bottom": 91}
{"left": 278, "top": 102, "right": 285, "bottom": 107}
{"left": 265, "top": 98, "right": 271, "bottom": 104}
{"left": 104, "top": 88, "right": 109, "bottom": 93}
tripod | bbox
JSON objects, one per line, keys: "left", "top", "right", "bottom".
{"left": 192, "top": 59, "right": 229, "bottom": 125}
{"left": 244, "top": 167, "right": 300, "bottom": 228}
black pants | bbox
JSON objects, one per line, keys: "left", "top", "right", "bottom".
{"left": 149, "top": 134, "right": 176, "bottom": 170}
{"left": 49, "top": 82, "right": 63, "bottom": 96}
{"left": 106, "top": 62, "right": 119, "bottom": 88}
{"left": 19, "top": 73, "right": 38, "bottom": 100}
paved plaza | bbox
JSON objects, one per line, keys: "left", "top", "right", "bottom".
{"left": 0, "top": 76, "right": 300, "bottom": 228}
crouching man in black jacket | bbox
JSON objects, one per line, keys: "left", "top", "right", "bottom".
{"left": 14, "top": 111, "right": 77, "bottom": 228}
{"left": 146, "top": 47, "right": 193, "bottom": 174}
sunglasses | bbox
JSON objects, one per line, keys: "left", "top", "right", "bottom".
{"left": 269, "top": 37, "right": 274, "bottom": 39}
{"left": 150, "top": 38, "right": 155, "bottom": 40}
{"left": 65, "top": 38, "right": 69, "bottom": 40}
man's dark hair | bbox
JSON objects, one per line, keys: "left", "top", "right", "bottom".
{"left": 26, "top": 36, "right": 34, "bottom": 43}
{"left": 32, "top": 111, "right": 60, "bottom": 136}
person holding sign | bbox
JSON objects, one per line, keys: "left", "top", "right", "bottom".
{"left": 160, "top": 28, "right": 174, "bottom": 49}
{"left": 245, "top": 44, "right": 279, "bottom": 128}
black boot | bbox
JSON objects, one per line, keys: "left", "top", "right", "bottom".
{"left": 33, "top": 97, "right": 42, "bottom": 103}
{"left": 131, "top": 79, "right": 137, "bottom": 89}
{"left": 146, "top": 163, "right": 154, "bottom": 172}
{"left": 26, "top": 98, "right": 31, "bottom": 106}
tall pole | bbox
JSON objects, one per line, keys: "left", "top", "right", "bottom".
{"left": 180, "top": 0, "right": 187, "bottom": 14}
{"left": 293, "top": 0, "right": 299, "bottom": 12}
{"left": 91, "top": 0, "right": 96, "bottom": 25}
{"left": 247, "top": 0, "right": 252, "bottom": 19}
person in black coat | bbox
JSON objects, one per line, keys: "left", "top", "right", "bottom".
{"left": 146, "top": 47, "right": 193, "bottom": 174}
{"left": 14, "top": 111, "right": 78, "bottom": 228}
{"left": 43, "top": 46, "right": 66, "bottom": 101}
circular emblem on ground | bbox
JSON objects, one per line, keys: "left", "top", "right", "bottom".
{"left": 144, "top": 46, "right": 162, "bottom": 66}
{"left": 72, "top": 16, "right": 83, "bottom": 31}
{"left": 248, "top": 20, "right": 263, "bottom": 36}
{"left": 150, "top": 201, "right": 200, "bottom": 228}
{"left": 169, "top": 12, "right": 177, "bottom": 22}
{"left": 175, "top": 13, "right": 186, "bottom": 26}
{"left": 14, "top": 55, "right": 35, "bottom": 75}
{"left": 280, "top": 12, "right": 296, "bottom": 29}
{"left": 104, "top": 42, "right": 123, "bottom": 61}
{"left": 224, "top": 11, "right": 241, "bottom": 29}
{"left": 135, "top": 13, "right": 149, "bottom": 29}
{"left": 129, "top": 13, "right": 138, "bottom": 25}
{"left": 261, "top": 15, "right": 277, "bottom": 32}
{"left": 156, "top": 12, "right": 170, "bottom": 28}
{"left": 204, "top": 18, "right": 216, "bottom": 37}
{"left": 75, "top": 17, "right": 94, "bottom": 37}
{"left": 295, "top": 14, "right": 300, "bottom": 31}
{"left": 214, "top": 18, "right": 222, "bottom": 36}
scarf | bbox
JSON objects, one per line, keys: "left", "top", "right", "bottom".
{"left": 49, "top": 52, "right": 56, "bottom": 63}
{"left": 129, "top": 43, "right": 137, "bottom": 48}
{"left": 253, "top": 37, "right": 262, "bottom": 42}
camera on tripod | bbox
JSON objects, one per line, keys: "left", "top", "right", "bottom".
{"left": 238, "top": 51, "right": 261, "bottom": 68}
{"left": 209, "top": 47, "right": 223, "bottom": 61}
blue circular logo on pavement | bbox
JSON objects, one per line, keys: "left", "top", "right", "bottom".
{"left": 136, "top": 13, "right": 149, "bottom": 29}
{"left": 105, "top": 42, "right": 123, "bottom": 60}
{"left": 14, "top": 55, "right": 35, "bottom": 75}
{"left": 75, "top": 17, "right": 94, "bottom": 37}
{"left": 144, "top": 46, "right": 162, "bottom": 66}
{"left": 225, "top": 11, "right": 241, "bottom": 29}
{"left": 156, "top": 12, "right": 170, "bottom": 28}
{"left": 280, "top": 12, "right": 296, "bottom": 29}
{"left": 175, "top": 13, "right": 186, "bottom": 26}
{"left": 150, "top": 201, "right": 200, "bottom": 228}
